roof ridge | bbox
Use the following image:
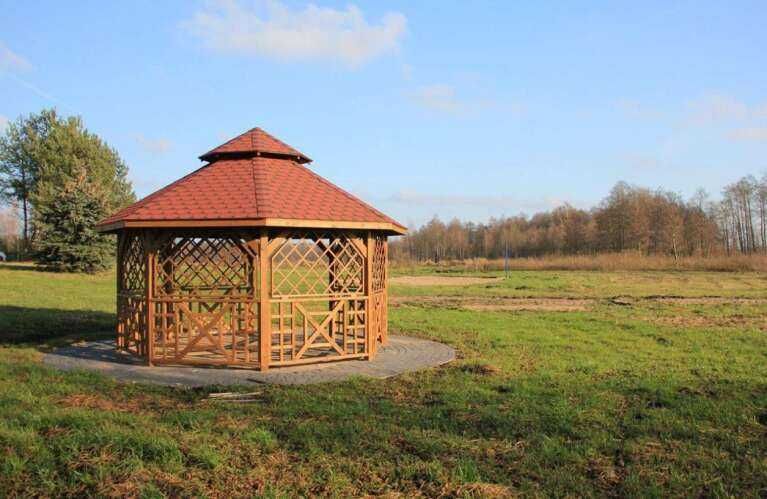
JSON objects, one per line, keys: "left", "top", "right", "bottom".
{"left": 250, "top": 157, "right": 260, "bottom": 217}
{"left": 101, "top": 163, "right": 212, "bottom": 224}
{"left": 289, "top": 161, "right": 404, "bottom": 229}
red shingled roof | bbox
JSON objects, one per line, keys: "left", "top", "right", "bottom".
{"left": 199, "top": 127, "right": 311, "bottom": 163}
{"left": 97, "top": 128, "right": 405, "bottom": 234}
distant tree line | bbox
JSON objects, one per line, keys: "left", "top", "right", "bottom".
{"left": 391, "top": 176, "right": 767, "bottom": 262}
{"left": 0, "top": 109, "right": 135, "bottom": 272}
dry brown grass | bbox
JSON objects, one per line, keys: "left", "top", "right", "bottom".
{"left": 392, "top": 252, "right": 767, "bottom": 272}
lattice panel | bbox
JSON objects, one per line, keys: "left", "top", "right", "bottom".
{"left": 151, "top": 300, "right": 258, "bottom": 365}
{"left": 271, "top": 232, "right": 364, "bottom": 298}
{"left": 113, "top": 228, "right": 389, "bottom": 369}
{"left": 371, "top": 236, "right": 387, "bottom": 292}
{"left": 270, "top": 298, "right": 367, "bottom": 364}
{"left": 117, "top": 295, "right": 147, "bottom": 356}
{"left": 120, "top": 233, "right": 146, "bottom": 293}
{"left": 155, "top": 236, "right": 255, "bottom": 298}
{"left": 371, "top": 291, "right": 387, "bottom": 344}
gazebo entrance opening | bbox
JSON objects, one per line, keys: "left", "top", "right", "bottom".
{"left": 117, "top": 228, "right": 388, "bottom": 371}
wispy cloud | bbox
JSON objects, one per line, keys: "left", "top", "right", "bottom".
{"left": 387, "top": 190, "right": 565, "bottom": 212}
{"left": 409, "top": 83, "right": 516, "bottom": 117}
{"left": 182, "top": 0, "right": 407, "bottom": 67}
{"left": 616, "top": 93, "right": 767, "bottom": 149}
{"left": 6, "top": 72, "right": 59, "bottom": 103}
{"left": 410, "top": 84, "right": 464, "bottom": 115}
{"left": 614, "top": 99, "right": 666, "bottom": 120}
{"left": 135, "top": 135, "right": 172, "bottom": 155}
{"left": 0, "top": 42, "right": 71, "bottom": 110}
{"left": 0, "top": 43, "right": 32, "bottom": 71}
{"left": 400, "top": 63, "right": 413, "bottom": 81}
{"left": 621, "top": 153, "right": 663, "bottom": 170}
{"left": 727, "top": 127, "right": 767, "bottom": 143}
{"left": 616, "top": 93, "right": 767, "bottom": 126}
{"left": 685, "top": 93, "right": 750, "bottom": 125}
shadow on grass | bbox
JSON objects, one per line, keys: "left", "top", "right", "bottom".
{"left": 0, "top": 262, "right": 113, "bottom": 274}
{"left": 0, "top": 305, "right": 114, "bottom": 347}
{"left": 0, "top": 262, "right": 46, "bottom": 272}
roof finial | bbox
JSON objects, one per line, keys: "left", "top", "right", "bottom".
{"left": 199, "top": 127, "right": 312, "bottom": 163}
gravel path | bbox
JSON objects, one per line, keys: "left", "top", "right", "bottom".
{"left": 43, "top": 335, "right": 455, "bottom": 387}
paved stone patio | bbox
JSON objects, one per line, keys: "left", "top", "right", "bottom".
{"left": 43, "top": 335, "right": 455, "bottom": 387}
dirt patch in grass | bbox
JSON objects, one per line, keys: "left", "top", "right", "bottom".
{"left": 390, "top": 275, "right": 504, "bottom": 286}
{"left": 59, "top": 393, "right": 138, "bottom": 412}
{"left": 462, "top": 298, "right": 592, "bottom": 312}
{"left": 456, "top": 482, "right": 516, "bottom": 498}
{"left": 391, "top": 295, "right": 594, "bottom": 312}
{"left": 650, "top": 296, "right": 767, "bottom": 305}
{"left": 58, "top": 392, "right": 187, "bottom": 413}
{"left": 653, "top": 314, "right": 767, "bottom": 330}
{"left": 459, "top": 362, "right": 501, "bottom": 375}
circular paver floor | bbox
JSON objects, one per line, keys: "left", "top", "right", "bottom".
{"left": 43, "top": 335, "right": 455, "bottom": 387}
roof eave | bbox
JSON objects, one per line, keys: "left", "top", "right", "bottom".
{"left": 96, "top": 218, "right": 406, "bottom": 235}
{"left": 198, "top": 151, "right": 312, "bottom": 164}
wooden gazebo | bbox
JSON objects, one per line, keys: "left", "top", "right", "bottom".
{"left": 96, "top": 127, "right": 405, "bottom": 371}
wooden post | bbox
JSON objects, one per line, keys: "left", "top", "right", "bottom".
{"left": 258, "top": 230, "right": 271, "bottom": 371}
{"left": 365, "top": 231, "right": 376, "bottom": 360}
{"left": 382, "top": 238, "right": 389, "bottom": 346}
{"left": 145, "top": 231, "right": 155, "bottom": 366}
{"left": 116, "top": 232, "right": 124, "bottom": 350}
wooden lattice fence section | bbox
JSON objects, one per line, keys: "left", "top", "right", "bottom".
{"left": 370, "top": 235, "right": 388, "bottom": 345}
{"left": 150, "top": 232, "right": 259, "bottom": 366}
{"left": 268, "top": 232, "right": 368, "bottom": 365}
{"left": 114, "top": 229, "right": 389, "bottom": 370}
{"left": 116, "top": 231, "right": 148, "bottom": 356}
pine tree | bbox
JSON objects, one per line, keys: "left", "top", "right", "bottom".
{"left": 35, "top": 170, "right": 113, "bottom": 273}
{"left": 0, "top": 110, "right": 57, "bottom": 255}
{"left": 0, "top": 108, "right": 136, "bottom": 271}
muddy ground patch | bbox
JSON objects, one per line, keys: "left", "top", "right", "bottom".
{"left": 390, "top": 275, "right": 504, "bottom": 286}
{"left": 391, "top": 295, "right": 594, "bottom": 312}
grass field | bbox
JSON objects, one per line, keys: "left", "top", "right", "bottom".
{"left": 1, "top": 262, "right": 766, "bottom": 497}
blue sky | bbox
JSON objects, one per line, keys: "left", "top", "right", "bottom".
{"left": 1, "top": 0, "right": 766, "bottom": 227}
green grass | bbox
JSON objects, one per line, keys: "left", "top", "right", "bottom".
{"left": 1, "top": 262, "right": 766, "bottom": 496}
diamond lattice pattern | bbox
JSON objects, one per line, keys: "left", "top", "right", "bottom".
{"left": 120, "top": 233, "right": 146, "bottom": 293}
{"left": 271, "top": 232, "right": 364, "bottom": 298}
{"left": 155, "top": 237, "right": 253, "bottom": 297}
{"left": 371, "top": 236, "right": 386, "bottom": 292}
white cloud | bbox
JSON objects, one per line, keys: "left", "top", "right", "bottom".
{"left": 401, "top": 63, "right": 413, "bottom": 81}
{"left": 410, "top": 83, "right": 521, "bottom": 117}
{"left": 622, "top": 153, "right": 663, "bottom": 170}
{"left": 614, "top": 99, "right": 666, "bottom": 120}
{"left": 135, "top": 135, "right": 172, "bottom": 155}
{"left": 0, "top": 43, "right": 32, "bottom": 71}
{"left": 754, "top": 103, "right": 767, "bottom": 119}
{"left": 410, "top": 84, "right": 464, "bottom": 115}
{"left": 686, "top": 93, "right": 749, "bottom": 125}
{"left": 387, "top": 190, "right": 566, "bottom": 212}
{"left": 617, "top": 93, "right": 767, "bottom": 126}
{"left": 727, "top": 127, "right": 767, "bottom": 143}
{"left": 183, "top": 0, "right": 406, "bottom": 67}
{"left": 0, "top": 115, "right": 8, "bottom": 132}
